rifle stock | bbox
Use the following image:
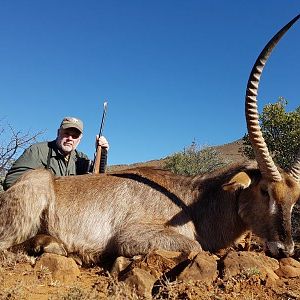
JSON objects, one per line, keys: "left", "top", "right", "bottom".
{"left": 93, "top": 145, "right": 102, "bottom": 174}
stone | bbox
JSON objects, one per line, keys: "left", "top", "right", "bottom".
{"left": 123, "top": 267, "right": 157, "bottom": 299}
{"left": 34, "top": 253, "right": 80, "bottom": 284}
{"left": 176, "top": 251, "right": 218, "bottom": 284}
{"left": 120, "top": 250, "right": 186, "bottom": 279}
{"left": 275, "top": 257, "right": 300, "bottom": 278}
{"left": 222, "top": 251, "right": 279, "bottom": 284}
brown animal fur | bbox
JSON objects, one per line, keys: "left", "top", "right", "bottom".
{"left": 0, "top": 161, "right": 299, "bottom": 264}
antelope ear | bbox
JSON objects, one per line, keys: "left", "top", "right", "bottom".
{"left": 222, "top": 172, "right": 252, "bottom": 192}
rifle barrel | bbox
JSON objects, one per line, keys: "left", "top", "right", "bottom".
{"left": 99, "top": 101, "right": 108, "bottom": 137}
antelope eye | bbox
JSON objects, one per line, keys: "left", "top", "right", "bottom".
{"left": 260, "top": 187, "right": 269, "bottom": 197}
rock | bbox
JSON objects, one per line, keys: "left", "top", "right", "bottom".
{"left": 275, "top": 257, "right": 300, "bottom": 278}
{"left": 142, "top": 250, "right": 186, "bottom": 278}
{"left": 176, "top": 252, "right": 218, "bottom": 284}
{"left": 119, "top": 250, "right": 217, "bottom": 296}
{"left": 123, "top": 267, "right": 157, "bottom": 298}
{"left": 34, "top": 253, "right": 80, "bottom": 284}
{"left": 119, "top": 250, "right": 186, "bottom": 279}
{"left": 222, "top": 251, "right": 279, "bottom": 284}
{"left": 118, "top": 250, "right": 197, "bottom": 297}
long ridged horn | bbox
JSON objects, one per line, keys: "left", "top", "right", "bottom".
{"left": 289, "top": 150, "right": 300, "bottom": 182}
{"left": 245, "top": 14, "right": 300, "bottom": 182}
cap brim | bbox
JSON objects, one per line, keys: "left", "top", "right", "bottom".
{"left": 60, "top": 124, "right": 83, "bottom": 133}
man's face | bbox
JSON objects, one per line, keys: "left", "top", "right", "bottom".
{"left": 56, "top": 128, "right": 82, "bottom": 155}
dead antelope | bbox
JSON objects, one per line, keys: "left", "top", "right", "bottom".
{"left": 0, "top": 15, "right": 300, "bottom": 264}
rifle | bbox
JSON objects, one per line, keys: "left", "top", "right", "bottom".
{"left": 93, "top": 101, "right": 108, "bottom": 174}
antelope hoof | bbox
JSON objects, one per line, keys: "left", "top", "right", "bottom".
{"left": 10, "top": 234, "right": 67, "bottom": 257}
{"left": 32, "top": 234, "right": 67, "bottom": 256}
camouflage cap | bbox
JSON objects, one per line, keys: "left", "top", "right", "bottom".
{"left": 60, "top": 117, "right": 83, "bottom": 133}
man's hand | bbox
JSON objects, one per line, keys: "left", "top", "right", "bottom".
{"left": 96, "top": 135, "right": 109, "bottom": 150}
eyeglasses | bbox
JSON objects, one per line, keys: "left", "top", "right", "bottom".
{"left": 61, "top": 129, "right": 81, "bottom": 139}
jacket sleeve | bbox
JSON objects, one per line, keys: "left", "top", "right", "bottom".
{"left": 3, "top": 145, "right": 46, "bottom": 190}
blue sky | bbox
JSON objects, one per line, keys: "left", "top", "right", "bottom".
{"left": 1, "top": 1, "right": 299, "bottom": 165}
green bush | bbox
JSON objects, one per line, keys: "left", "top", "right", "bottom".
{"left": 164, "top": 142, "right": 230, "bottom": 176}
{"left": 243, "top": 97, "right": 300, "bottom": 169}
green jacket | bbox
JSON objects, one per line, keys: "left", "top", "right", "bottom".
{"left": 3, "top": 140, "right": 90, "bottom": 190}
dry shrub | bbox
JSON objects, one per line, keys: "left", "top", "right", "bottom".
{"left": 164, "top": 142, "right": 230, "bottom": 176}
{"left": 0, "top": 250, "right": 35, "bottom": 269}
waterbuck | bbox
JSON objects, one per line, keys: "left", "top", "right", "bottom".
{"left": 0, "top": 15, "right": 299, "bottom": 264}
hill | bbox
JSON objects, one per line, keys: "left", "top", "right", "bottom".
{"left": 108, "top": 138, "right": 246, "bottom": 172}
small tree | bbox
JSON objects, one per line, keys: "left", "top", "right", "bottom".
{"left": 0, "top": 121, "right": 43, "bottom": 179}
{"left": 164, "top": 141, "right": 230, "bottom": 176}
{"left": 243, "top": 97, "right": 300, "bottom": 169}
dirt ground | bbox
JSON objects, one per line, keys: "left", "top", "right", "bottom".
{"left": 1, "top": 236, "right": 300, "bottom": 300}
{"left": 0, "top": 251, "right": 300, "bottom": 300}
